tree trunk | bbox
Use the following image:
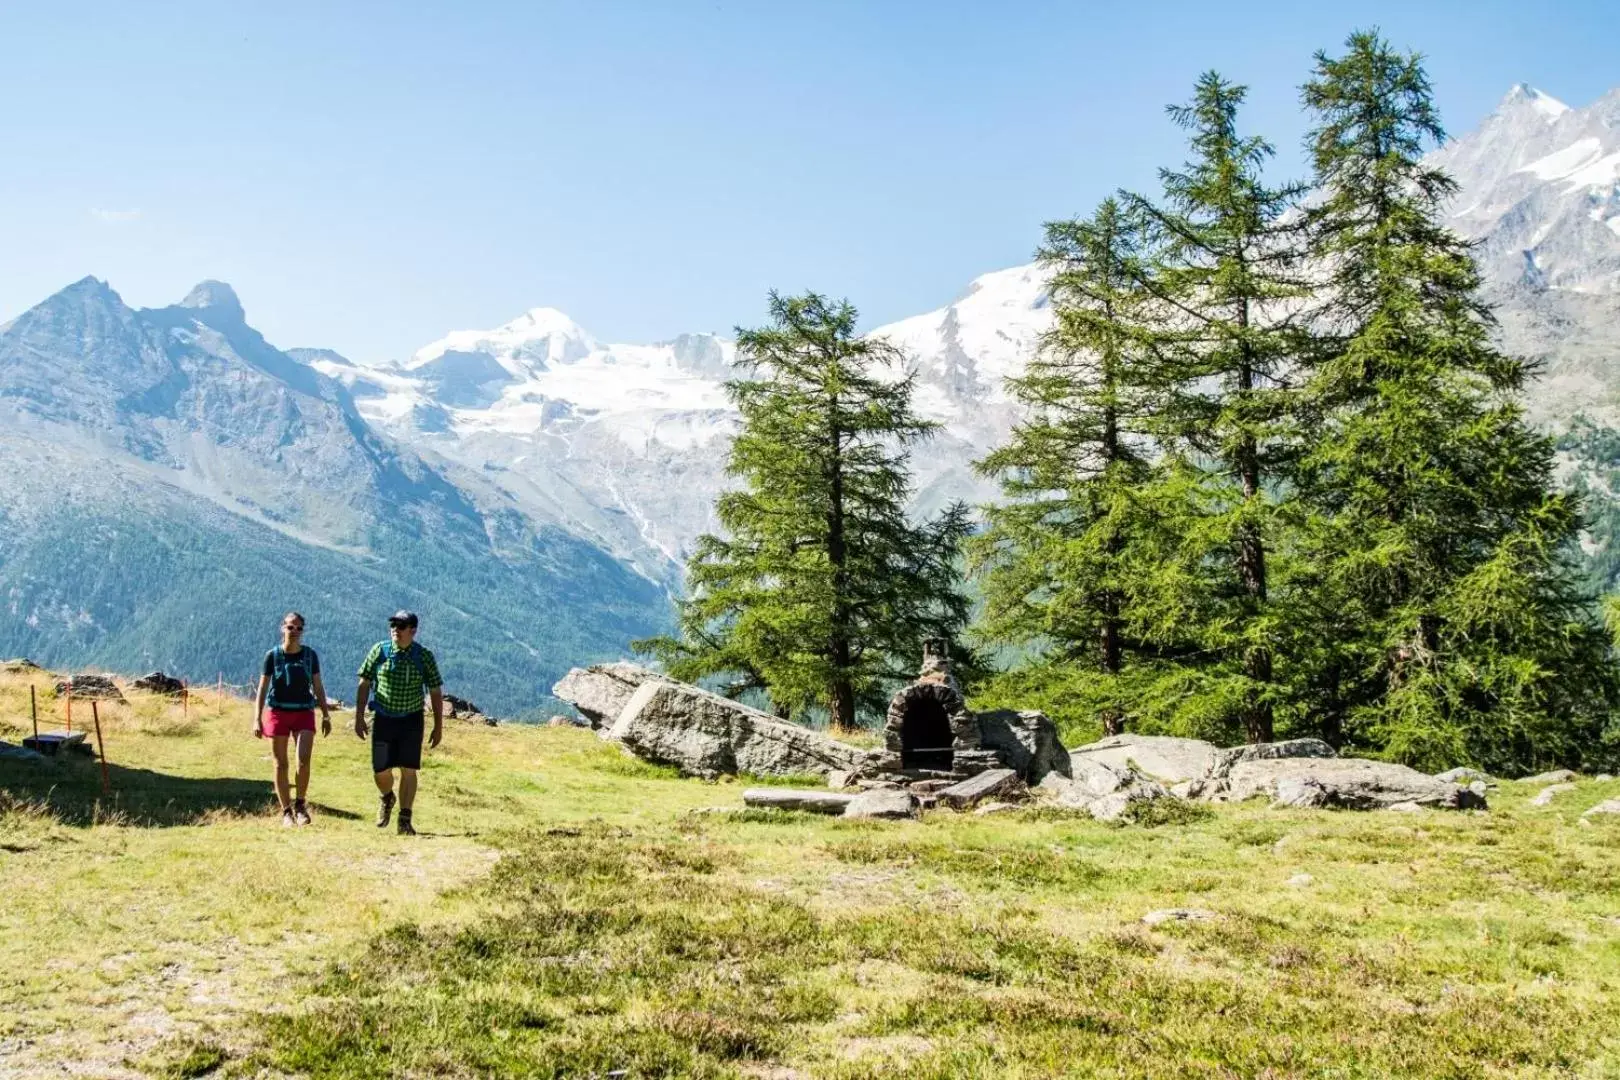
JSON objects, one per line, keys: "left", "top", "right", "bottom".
{"left": 1098, "top": 345, "right": 1125, "bottom": 738}
{"left": 1235, "top": 297, "right": 1274, "bottom": 744}
{"left": 826, "top": 391, "right": 855, "bottom": 733}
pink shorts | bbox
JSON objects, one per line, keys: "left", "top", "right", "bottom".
{"left": 264, "top": 709, "right": 316, "bottom": 737}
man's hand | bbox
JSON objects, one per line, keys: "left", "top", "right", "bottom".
{"left": 429, "top": 723, "right": 443, "bottom": 750}
{"left": 320, "top": 712, "right": 332, "bottom": 737}
{"left": 354, "top": 713, "right": 369, "bottom": 739}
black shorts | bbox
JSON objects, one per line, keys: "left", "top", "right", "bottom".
{"left": 372, "top": 711, "right": 425, "bottom": 772}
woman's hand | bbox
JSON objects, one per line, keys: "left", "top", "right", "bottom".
{"left": 252, "top": 718, "right": 265, "bottom": 739}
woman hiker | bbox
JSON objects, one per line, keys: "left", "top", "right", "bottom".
{"left": 253, "top": 611, "right": 333, "bottom": 826}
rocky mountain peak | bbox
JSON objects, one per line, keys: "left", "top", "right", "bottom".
{"left": 1499, "top": 83, "right": 1570, "bottom": 121}
{"left": 177, "top": 280, "right": 245, "bottom": 322}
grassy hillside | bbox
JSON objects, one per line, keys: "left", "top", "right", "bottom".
{"left": 3, "top": 667, "right": 1620, "bottom": 1078}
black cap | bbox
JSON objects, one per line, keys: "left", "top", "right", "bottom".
{"left": 388, "top": 610, "right": 419, "bottom": 628}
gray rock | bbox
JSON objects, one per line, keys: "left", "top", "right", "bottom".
{"left": 53, "top": 674, "right": 124, "bottom": 702}
{"left": 1596, "top": 774, "right": 1615, "bottom": 782}
{"left": 826, "top": 770, "right": 854, "bottom": 791}
{"left": 1519, "top": 769, "right": 1577, "bottom": 784}
{"left": 1468, "top": 780, "right": 1489, "bottom": 799}
{"left": 938, "top": 768, "right": 1025, "bottom": 809}
{"left": 551, "top": 662, "right": 673, "bottom": 733}
{"left": 1219, "top": 757, "right": 1485, "bottom": 810}
{"left": 742, "top": 788, "right": 856, "bottom": 814}
{"left": 973, "top": 801, "right": 1022, "bottom": 816}
{"left": 1272, "top": 777, "right": 1332, "bottom": 809}
{"left": 975, "top": 709, "right": 1071, "bottom": 783}
{"left": 611, "top": 680, "right": 863, "bottom": 779}
{"left": 1207, "top": 738, "right": 1338, "bottom": 781}
{"left": 131, "top": 671, "right": 184, "bottom": 695}
{"left": 1069, "top": 733, "right": 1219, "bottom": 783}
{"left": 1142, "top": 908, "right": 1215, "bottom": 926}
{"left": 1385, "top": 801, "right": 1426, "bottom": 813}
{"left": 1581, "top": 799, "right": 1620, "bottom": 817}
{"left": 907, "top": 778, "right": 957, "bottom": 793}
{"left": 1285, "top": 873, "right": 1314, "bottom": 888}
{"left": 1050, "top": 760, "right": 1170, "bottom": 821}
{"left": 843, "top": 790, "right": 919, "bottom": 820}
{"left": 1435, "top": 767, "right": 1493, "bottom": 785}
{"left": 1530, "top": 783, "right": 1576, "bottom": 806}
{"left": 1083, "top": 783, "right": 1168, "bottom": 822}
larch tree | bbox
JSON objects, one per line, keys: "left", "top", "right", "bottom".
{"left": 972, "top": 199, "right": 1202, "bottom": 739}
{"left": 1129, "top": 72, "right": 1312, "bottom": 743}
{"left": 641, "top": 291, "right": 972, "bottom": 731}
{"left": 1295, "top": 30, "right": 1615, "bottom": 770}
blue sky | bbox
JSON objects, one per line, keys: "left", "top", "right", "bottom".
{"left": 2, "top": 1, "right": 1615, "bottom": 362}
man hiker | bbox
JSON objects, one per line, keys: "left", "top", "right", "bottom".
{"left": 353, "top": 610, "right": 444, "bottom": 836}
{"left": 252, "top": 611, "right": 333, "bottom": 827}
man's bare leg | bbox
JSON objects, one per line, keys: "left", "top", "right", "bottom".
{"left": 399, "top": 768, "right": 418, "bottom": 811}
{"left": 375, "top": 769, "right": 394, "bottom": 796}
{"left": 271, "top": 736, "right": 292, "bottom": 812}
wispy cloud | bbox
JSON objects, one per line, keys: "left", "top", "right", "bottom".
{"left": 89, "top": 207, "right": 142, "bottom": 223}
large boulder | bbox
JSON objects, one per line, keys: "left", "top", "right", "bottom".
{"left": 843, "top": 789, "right": 919, "bottom": 820}
{"left": 1214, "top": 757, "right": 1485, "bottom": 810}
{"left": 975, "top": 709, "right": 1070, "bottom": 784}
{"left": 1186, "top": 738, "right": 1338, "bottom": 799}
{"left": 53, "top": 674, "right": 125, "bottom": 703}
{"left": 552, "top": 663, "right": 674, "bottom": 734}
{"left": 132, "top": 671, "right": 185, "bottom": 695}
{"left": 1037, "top": 758, "right": 1170, "bottom": 821}
{"left": 611, "top": 680, "right": 864, "bottom": 779}
{"left": 1068, "top": 733, "right": 1219, "bottom": 783}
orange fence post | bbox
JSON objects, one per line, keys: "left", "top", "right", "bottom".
{"left": 182, "top": 680, "right": 189, "bottom": 718}
{"left": 217, "top": 673, "right": 223, "bottom": 717}
{"left": 65, "top": 685, "right": 72, "bottom": 733}
{"left": 91, "top": 700, "right": 110, "bottom": 797}
{"left": 30, "top": 685, "right": 38, "bottom": 742}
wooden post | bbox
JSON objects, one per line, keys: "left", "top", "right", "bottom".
{"left": 182, "top": 680, "right": 189, "bottom": 718}
{"left": 91, "top": 700, "right": 110, "bottom": 797}
{"left": 217, "top": 673, "right": 223, "bottom": 717}
{"left": 30, "top": 685, "right": 38, "bottom": 741}
{"left": 65, "top": 685, "right": 72, "bottom": 733}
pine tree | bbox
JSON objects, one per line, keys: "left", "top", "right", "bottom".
{"left": 972, "top": 199, "right": 1203, "bottom": 739}
{"left": 1128, "top": 72, "right": 1311, "bottom": 743}
{"left": 1295, "top": 31, "right": 1616, "bottom": 770}
{"left": 642, "top": 291, "right": 973, "bottom": 730}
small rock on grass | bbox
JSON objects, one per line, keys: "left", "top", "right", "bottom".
{"left": 1531, "top": 783, "right": 1576, "bottom": 807}
{"left": 1385, "top": 801, "right": 1425, "bottom": 813}
{"left": 1520, "top": 769, "right": 1577, "bottom": 785}
{"left": 1286, "top": 873, "right": 1314, "bottom": 887}
{"left": 973, "top": 801, "right": 1022, "bottom": 816}
{"left": 1142, "top": 908, "right": 1216, "bottom": 927}
{"left": 1582, "top": 799, "right": 1620, "bottom": 818}
{"left": 843, "top": 789, "right": 918, "bottom": 820}
{"left": 826, "top": 769, "right": 853, "bottom": 790}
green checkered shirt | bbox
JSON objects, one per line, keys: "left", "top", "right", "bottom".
{"left": 359, "top": 641, "right": 442, "bottom": 718}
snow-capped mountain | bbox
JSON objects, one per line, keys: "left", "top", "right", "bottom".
{"left": 313, "top": 85, "right": 1620, "bottom": 576}
{"left": 7, "top": 83, "right": 1620, "bottom": 711}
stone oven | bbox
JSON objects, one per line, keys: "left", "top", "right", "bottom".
{"left": 867, "top": 640, "right": 1000, "bottom": 777}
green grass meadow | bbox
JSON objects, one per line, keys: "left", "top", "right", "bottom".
{"left": 3, "top": 670, "right": 1620, "bottom": 1078}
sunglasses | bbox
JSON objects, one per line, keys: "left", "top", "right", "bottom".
{"left": 388, "top": 621, "right": 413, "bottom": 629}
{"left": 284, "top": 623, "right": 305, "bottom": 632}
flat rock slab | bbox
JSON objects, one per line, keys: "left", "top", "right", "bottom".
{"left": 1582, "top": 799, "right": 1620, "bottom": 817}
{"left": 1519, "top": 769, "right": 1577, "bottom": 785}
{"left": 1142, "top": 909, "right": 1216, "bottom": 927}
{"left": 611, "top": 680, "right": 864, "bottom": 778}
{"left": 551, "top": 662, "right": 673, "bottom": 731}
{"left": 973, "top": 801, "right": 1022, "bottom": 816}
{"left": 938, "top": 768, "right": 1024, "bottom": 809}
{"left": 1223, "top": 757, "right": 1484, "bottom": 810}
{"left": 743, "top": 788, "right": 856, "bottom": 814}
{"left": 843, "top": 790, "right": 918, "bottom": 820}
{"left": 1530, "top": 783, "right": 1576, "bottom": 806}
{"left": 1068, "top": 734, "right": 1218, "bottom": 783}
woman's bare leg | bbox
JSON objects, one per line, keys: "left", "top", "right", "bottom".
{"left": 271, "top": 735, "right": 292, "bottom": 811}
{"left": 293, "top": 729, "right": 315, "bottom": 803}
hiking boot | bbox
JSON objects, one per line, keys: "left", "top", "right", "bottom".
{"left": 281, "top": 808, "right": 295, "bottom": 828}
{"left": 376, "top": 791, "right": 396, "bottom": 829}
{"left": 293, "top": 801, "right": 312, "bottom": 826}
{"left": 396, "top": 809, "right": 416, "bottom": 837}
